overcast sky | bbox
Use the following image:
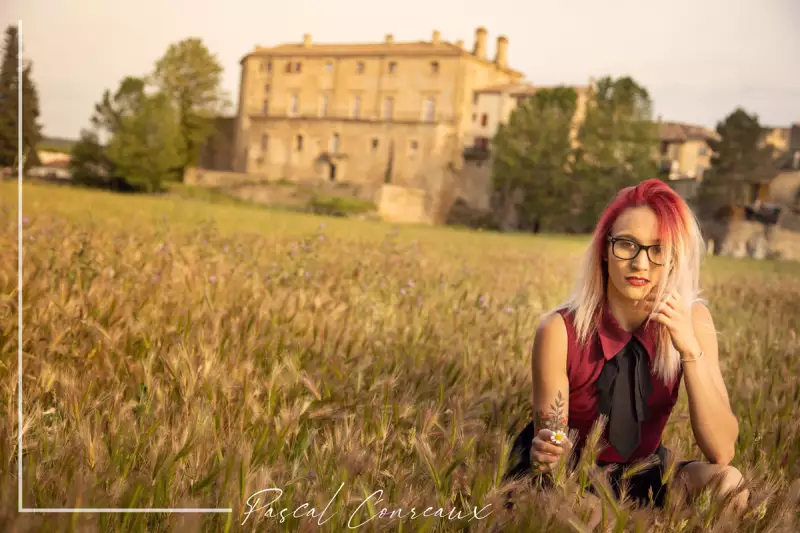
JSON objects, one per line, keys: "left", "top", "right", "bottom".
{"left": 4, "top": 0, "right": 799, "bottom": 140}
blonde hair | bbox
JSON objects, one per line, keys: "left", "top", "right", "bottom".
{"left": 546, "top": 179, "right": 706, "bottom": 385}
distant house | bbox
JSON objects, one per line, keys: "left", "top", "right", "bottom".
{"left": 657, "top": 121, "right": 720, "bottom": 182}
{"left": 28, "top": 138, "right": 76, "bottom": 181}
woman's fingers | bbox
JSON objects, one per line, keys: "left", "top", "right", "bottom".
{"left": 533, "top": 438, "right": 564, "bottom": 456}
{"left": 531, "top": 451, "right": 558, "bottom": 468}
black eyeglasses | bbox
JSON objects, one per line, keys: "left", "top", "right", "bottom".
{"left": 607, "top": 234, "right": 665, "bottom": 266}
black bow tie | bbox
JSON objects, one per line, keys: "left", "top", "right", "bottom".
{"left": 596, "top": 336, "right": 653, "bottom": 461}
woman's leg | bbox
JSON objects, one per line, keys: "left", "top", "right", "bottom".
{"left": 673, "top": 462, "right": 749, "bottom": 513}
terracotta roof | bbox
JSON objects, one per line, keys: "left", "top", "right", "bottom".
{"left": 659, "top": 122, "right": 720, "bottom": 143}
{"left": 254, "top": 41, "right": 463, "bottom": 57}
{"left": 475, "top": 82, "right": 590, "bottom": 96}
{"left": 243, "top": 39, "right": 523, "bottom": 76}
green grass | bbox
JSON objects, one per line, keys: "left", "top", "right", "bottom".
{"left": 1, "top": 181, "right": 799, "bottom": 532}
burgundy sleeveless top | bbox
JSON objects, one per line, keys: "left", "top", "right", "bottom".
{"left": 557, "top": 303, "right": 683, "bottom": 463}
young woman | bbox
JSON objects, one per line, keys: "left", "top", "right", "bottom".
{"left": 506, "top": 179, "right": 748, "bottom": 511}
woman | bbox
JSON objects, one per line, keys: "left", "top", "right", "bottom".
{"left": 506, "top": 179, "right": 748, "bottom": 511}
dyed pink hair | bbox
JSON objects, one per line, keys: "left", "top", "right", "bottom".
{"left": 548, "top": 179, "right": 707, "bottom": 384}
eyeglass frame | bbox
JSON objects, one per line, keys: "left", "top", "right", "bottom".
{"left": 606, "top": 233, "right": 666, "bottom": 266}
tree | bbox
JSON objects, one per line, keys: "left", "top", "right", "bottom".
{"left": 90, "top": 76, "right": 146, "bottom": 136}
{"left": 491, "top": 87, "right": 578, "bottom": 231}
{"left": 69, "top": 77, "right": 147, "bottom": 189}
{"left": 69, "top": 129, "right": 115, "bottom": 188}
{"left": 573, "top": 76, "right": 658, "bottom": 229}
{"left": 697, "top": 108, "right": 777, "bottom": 213}
{"left": 151, "top": 38, "right": 229, "bottom": 180}
{"left": 0, "top": 24, "right": 43, "bottom": 171}
{"left": 106, "top": 92, "right": 184, "bottom": 193}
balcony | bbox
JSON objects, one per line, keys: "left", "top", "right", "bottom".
{"left": 463, "top": 146, "right": 491, "bottom": 161}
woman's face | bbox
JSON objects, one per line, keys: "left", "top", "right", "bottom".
{"left": 605, "top": 205, "right": 666, "bottom": 301}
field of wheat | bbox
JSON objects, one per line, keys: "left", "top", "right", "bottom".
{"left": 1, "top": 181, "right": 799, "bottom": 533}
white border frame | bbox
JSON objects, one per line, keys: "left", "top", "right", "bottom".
{"left": 16, "top": 20, "right": 232, "bottom": 514}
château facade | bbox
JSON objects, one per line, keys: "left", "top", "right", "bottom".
{"left": 232, "top": 28, "right": 523, "bottom": 187}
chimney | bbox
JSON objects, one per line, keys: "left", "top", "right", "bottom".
{"left": 432, "top": 30, "right": 441, "bottom": 45}
{"left": 495, "top": 35, "right": 508, "bottom": 68}
{"left": 303, "top": 34, "right": 312, "bottom": 48}
{"left": 455, "top": 39, "right": 464, "bottom": 49}
{"left": 385, "top": 34, "right": 394, "bottom": 44}
{"left": 473, "top": 27, "right": 487, "bottom": 60}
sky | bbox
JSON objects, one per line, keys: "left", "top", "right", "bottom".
{"left": 4, "top": 0, "right": 800, "bottom": 140}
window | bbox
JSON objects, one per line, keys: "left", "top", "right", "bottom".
{"left": 423, "top": 97, "right": 436, "bottom": 122}
{"left": 331, "top": 134, "right": 340, "bottom": 153}
{"left": 264, "top": 84, "right": 271, "bottom": 94}
{"left": 409, "top": 140, "right": 418, "bottom": 156}
{"left": 356, "top": 61, "right": 365, "bottom": 74}
{"left": 320, "top": 94, "right": 329, "bottom": 117}
{"left": 352, "top": 95, "right": 361, "bottom": 118}
{"left": 296, "top": 135, "right": 303, "bottom": 151}
{"left": 294, "top": 62, "right": 302, "bottom": 73}
{"left": 699, "top": 147, "right": 709, "bottom": 156}
{"left": 430, "top": 61, "right": 439, "bottom": 74}
{"left": 266, "top": 61, "right": 272, "bottom": 73}
{"left": 325, "top": 61, "right": 333, "bottom": 72}
{"left": 481, "top": 113, "right": 488, "bottom": 126}
{"left": 285, "top": 61, "right": 292, "bottom": 73}
{"left": 473, "top": 94, "right": 479, "bottom": 105}
{"left": 388, "top": 61, "right": 397, "bottom": 73}
{"left": 371, "top": 138, "right": 379, "bottom": 151}
{"left": 475, "top": 137, "right": 489, "bottom": 150}
{"left": 384, "top": 97, "right": 394, "bottom": 120}
{"left": 262, "top": 99, "right": 269, "bottom": 115}
{"left": 290, "top": 94, "right": 299, "bottom": 117}
{"left": 472, "top": 113, "right": 477, "bottom": 122}
{"left": 260, "top": 134, "right": 268, "bottom": 151}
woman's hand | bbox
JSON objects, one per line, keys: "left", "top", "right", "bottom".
{"left": 648, "top": 290, "right": 702, "bottom": 357}
{"left": 530, "top": 428, "right": 572, "bottom": 472}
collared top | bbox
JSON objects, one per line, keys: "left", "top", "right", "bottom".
{"left": 557, "top": 302, "right": 683, "bottom": 463}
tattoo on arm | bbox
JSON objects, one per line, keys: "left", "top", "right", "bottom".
{"left": 534, "top": 391, "right": 568, "bottom": 433}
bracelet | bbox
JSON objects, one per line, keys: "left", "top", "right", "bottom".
{"left": 681, "top": 350, "right": 704, "bottom": 363}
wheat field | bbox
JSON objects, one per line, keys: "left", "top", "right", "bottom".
{"left": 1, "top": 181, "right": 799, "bottom": 533}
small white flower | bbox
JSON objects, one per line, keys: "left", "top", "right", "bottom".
{"left": 550, "top": 430, "right": 567, "bottom": 446}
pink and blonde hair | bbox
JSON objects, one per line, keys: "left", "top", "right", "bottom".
{"left": 550, "top": 179, "right": 706, "bottom": 385}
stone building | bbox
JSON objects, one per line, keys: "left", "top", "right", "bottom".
{"left": 465, "top": 81, "right": 593, "bottom": 152}
{"left": 198, "top": 116, "right": 236, "bottom": 171}
{"left": 657, "top": 121, "right": 720, "bottom": 181}
{"left": 231, "top": 28, "right": 524, "bottom": 189}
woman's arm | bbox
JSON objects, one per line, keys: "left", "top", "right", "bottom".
{"left": 682, "top": 302, "right": 739, "bottom": 465}
{"left": 531, "top": 312, "right": 570, "bottom": 444}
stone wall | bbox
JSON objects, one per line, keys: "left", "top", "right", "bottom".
{"left": 184, "top": 167, "right": 269, "bottom": 187}
{"left": 703, "top": 218, "right": 800, "bottom": 262}
{"left": 456, "top": 161, "right": 493, "bottom": 210}
{"left": 376, "top": 184, "right": 433, "bottom": 224}
{"left": 183, "top": 166, "right": 446, "bottom": 224}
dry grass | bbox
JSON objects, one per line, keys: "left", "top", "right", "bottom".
{"left": 1, "top": 182, "right": 799, "bottom": 532}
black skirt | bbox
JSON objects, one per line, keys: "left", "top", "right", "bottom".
{"left": 503, "top": 421, "right": 700, "bottom": 509}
